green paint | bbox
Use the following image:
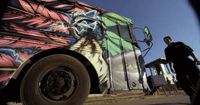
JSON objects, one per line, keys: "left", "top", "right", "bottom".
{"left": 101, "top": 12, "right": 139, "bottom": 57}
{"left": 102, "top": 12, "right": 132, "bottom": 25}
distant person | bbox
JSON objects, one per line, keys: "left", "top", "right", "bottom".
{"left": 163, "top": 36, "right": 200, "bottom": 102}
{"left": 166, "top": 77, "right": 172, "bottom": 94}
{"left": 172, "top": 75, "right": 180, "bottom": 88}
{"left": 166, "top": 77, "right": 171, "bottom": 85}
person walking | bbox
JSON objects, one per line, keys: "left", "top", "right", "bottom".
{"left": 163, "top": 36, "right": 200, "bottom": 102}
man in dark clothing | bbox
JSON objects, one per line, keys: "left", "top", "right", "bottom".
{"left": 163, "top": 36, "right": 200, "bottom": 102}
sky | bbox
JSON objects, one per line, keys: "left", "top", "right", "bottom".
{"left": 80, "top": 0, "right": 200, "bottom": 64}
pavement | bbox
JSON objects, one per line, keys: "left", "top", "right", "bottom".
{"left": 84, "top": 95, "right": 190, "bottom": 105}
{"left": 84, "top": 90, "right": 190, "bottom": 105}
{"left": 7, "top": 90, "right": 190, "bottom": 105}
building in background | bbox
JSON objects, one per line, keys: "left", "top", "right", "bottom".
{"left": 145, "top": 58, "right": 178, "bottom": 95}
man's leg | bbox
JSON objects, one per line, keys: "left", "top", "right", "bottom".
{"left": 176, "top": 74, "right": 195, "bottom": 101}
{"left": 192, "top": 78, "right": 200, "bottom": 105}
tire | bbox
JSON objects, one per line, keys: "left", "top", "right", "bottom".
{"left": 20, "top": 54, "right": 90, "bottom": 105}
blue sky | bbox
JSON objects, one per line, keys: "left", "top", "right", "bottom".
{"left": 80, "top": 0, "right": 200, "bottom": 64}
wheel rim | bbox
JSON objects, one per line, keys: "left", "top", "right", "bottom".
{"left": 39, "top": 66, "right": 76, "bottom": 101}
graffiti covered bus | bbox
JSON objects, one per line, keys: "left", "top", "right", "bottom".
{"left": 0, "top": 0, "right": 152, "bottom": 105}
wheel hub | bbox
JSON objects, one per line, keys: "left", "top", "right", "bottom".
{"left": 40, "top": 67, "right": 76, "bottom": 101}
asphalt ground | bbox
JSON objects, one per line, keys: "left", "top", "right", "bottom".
{"left": 7, "top": 91, "right": 190, "bottom": 105}
{"left": 84, "top": 95, "right": 190, "bottom": 105}
{"left": 84, "top": 91, "right": 190, "bottom": 105}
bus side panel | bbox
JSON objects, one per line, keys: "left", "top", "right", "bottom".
{"left": 0, "top": 0, "right": 73, "bottom": 70}
{"left": 102, "top": 12, "right": 145, "bottom": 91}
{"left": 0, "top": 0, "right": 145, "bottom": 93}
{"left": 0, "top": 0, "right": 110, "bottom": 93}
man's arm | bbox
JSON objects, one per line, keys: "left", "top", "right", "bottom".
{"left": 180, "top": 42, "right": 200, "bottom": 65}
{"left": 190, "top": 52, "right": 200, "bottom": 65}
{"left": 164, "top": 48, "right": 175, "bottom": 73}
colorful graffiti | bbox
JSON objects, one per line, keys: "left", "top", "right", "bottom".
{"left": 0, "top": 0, "right": 147, "bottom": 92}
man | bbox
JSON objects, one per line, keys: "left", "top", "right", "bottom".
{"left": 163, "top": 36, "right": 200, "bottom": 102}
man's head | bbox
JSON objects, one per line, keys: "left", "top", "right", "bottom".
{"left": 163, "top": 36, "right": 173, "bottom": 45}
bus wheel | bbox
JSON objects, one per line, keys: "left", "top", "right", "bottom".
{"left": 20, "top": 54, "right": 90, "bottom": 105}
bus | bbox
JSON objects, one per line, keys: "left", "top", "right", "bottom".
{"left": 0, "top": 0, "right": 152, "bottom": 105}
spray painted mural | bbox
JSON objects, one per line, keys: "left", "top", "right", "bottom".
{"left": 0, "top": 0, "right": 147, "bottom": 92}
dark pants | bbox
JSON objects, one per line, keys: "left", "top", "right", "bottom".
{"left": 192, "top": 78, "right": 200, "bottom": 105}
{"left": 176, "top": 74, "right": 197, "bottom": 98}
{"left": 174, "top": 58, "right": 200, "bottom": 101}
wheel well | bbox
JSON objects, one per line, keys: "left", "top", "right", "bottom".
{"left": 8, "top": 48, "right": 101, "bottom": 102}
